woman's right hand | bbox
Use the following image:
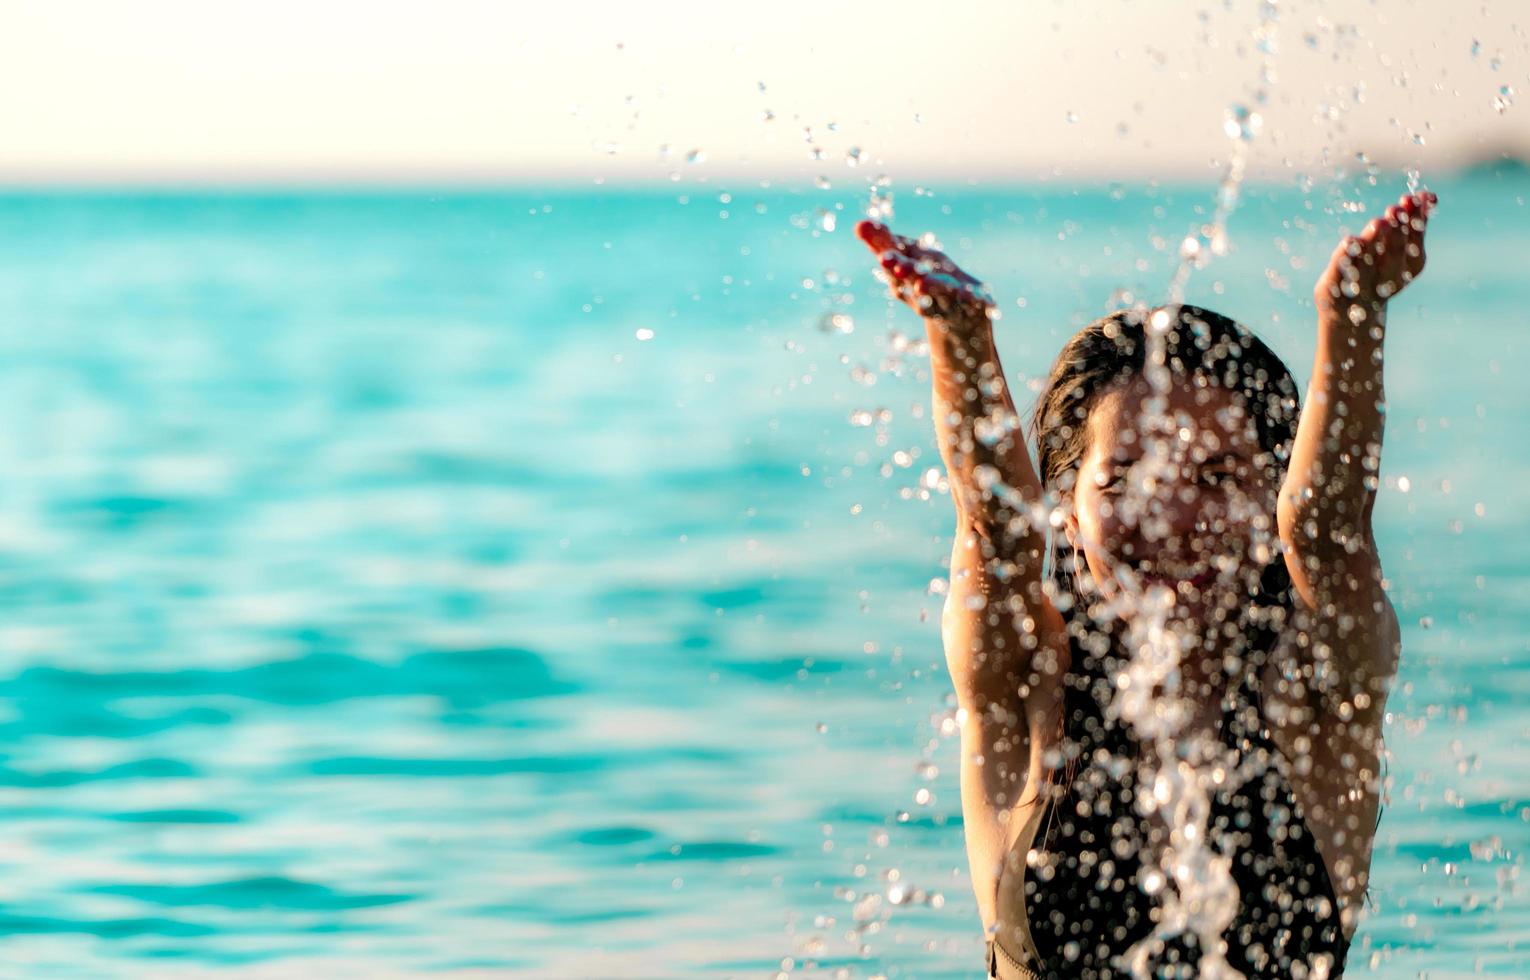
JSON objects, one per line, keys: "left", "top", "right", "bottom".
{"left": 854, "top": 220, "right": 996, "bottom": 329}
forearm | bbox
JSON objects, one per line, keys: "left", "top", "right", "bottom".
{"left": 1279, "top": 305, "right": 1387, "bottom": 569}
{"left": 925, "top": 314, "right": 1047, "bottom": 574}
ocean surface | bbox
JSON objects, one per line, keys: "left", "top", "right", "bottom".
{"left": 0, "top": 170, "right": 1524, "bottom": 977}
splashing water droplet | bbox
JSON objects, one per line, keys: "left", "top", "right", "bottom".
{"left": 1493, "top": 85, "right": 1515, "bottom": 114}
{"left": 634, "top": 327, "right": 655, "bottom": 341}
{"left": 819, "top": 312, "right": 855, "bottom": 335}
{"left": 816, "top": 209, "right": 837, "bottom": 233}
{"left": 867, "top": 174, "right": 895, "bottom": 222}
{"left": 1223, "top": 103, "right": 1262, "bottom": 142}
{"left": 1065, "top": 110, "right": 1079, "bottom": 124}
{"left": 845, "top": 146, "right": 863, "bottom": 167}
{"left": 685, "top": 149, "right": 705, "bottom": 165}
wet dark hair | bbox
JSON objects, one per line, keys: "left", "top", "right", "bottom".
{"left": 1029, "top": 304, "right": 1302, "bottom": 756}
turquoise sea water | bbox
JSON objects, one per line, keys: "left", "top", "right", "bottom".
{"left": 0, "top": 172, "right": 1524, "bottom": 977}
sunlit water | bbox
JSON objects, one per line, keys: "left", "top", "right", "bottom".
{"left": 0, "top": 172, "right": 1524, "bottom": 976}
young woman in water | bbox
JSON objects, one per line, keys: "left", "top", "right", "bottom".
{"left": 855, "top": 189, "right": 1433, "bottom": 978}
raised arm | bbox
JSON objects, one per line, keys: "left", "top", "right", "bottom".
{"left": 1271, "top": 190, "right": 1432, "bottom": 927}
{"left": 1278, "top": 190, "right": 1432, "bottom": 682}
{"left": 855, "top": 221, "right": 1065, "bottom": 932}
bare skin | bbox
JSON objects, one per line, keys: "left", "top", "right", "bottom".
{"left": 855, "top": 220, "right": 1066, "bottom": 931}
{"left": 855, "top": 189, "right": 1433, "bottom": 940}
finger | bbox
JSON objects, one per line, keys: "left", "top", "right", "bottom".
{"left": 1384, "top": 205, "right": 1402, "bottom": 226}
{"left": 1403, "top": 190, "right": 1437, "bottom": 226}
{"left": 894, "top": 237, "right": 959, "bottom": 276}
{"left": 857, "top": 220, "right": 959, "bottom": 278}
{"left": 879, "top": 252, "right": 916, "bottom": 281}
{"left": 1396, "top": 196, "right": 1419, "bottom": 233}
{"left": 856, "top": 220, "right": 896, "bottom": 253}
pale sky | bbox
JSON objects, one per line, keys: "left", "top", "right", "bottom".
{"left": 1, "top": 0, "right": 1525, "bottom": 184}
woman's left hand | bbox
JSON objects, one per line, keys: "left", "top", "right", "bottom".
{"left": 1314, "top": 190, "right": 1434, "bottom": 319}
{"left": 854, "top": 220, "right": 996, "bottom": 330}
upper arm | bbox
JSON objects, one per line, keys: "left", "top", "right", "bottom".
{"left": 942, "top": 521, "right": 1067, "bottom": 929}
{"left": 1262, "top": 572, "right": 1399, "bottom": 929}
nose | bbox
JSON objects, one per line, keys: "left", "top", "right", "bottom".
{"left": 1158, "top": 483, "right": 1206, "bottom": 540}
{"left": 1126, "top": 468, "right": 1212, "bottom": 558}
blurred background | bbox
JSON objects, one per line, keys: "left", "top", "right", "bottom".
{"left": 0, "top": 1, "right": 1526, "bottom": 976}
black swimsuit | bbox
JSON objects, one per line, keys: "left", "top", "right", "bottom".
{"left": 988, "top": 674, "right": 1350, "bottom": 978}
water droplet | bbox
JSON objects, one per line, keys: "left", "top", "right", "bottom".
{"left": 1224, "top": 103, "right": 1262, "bottom": 141}
{"left": 867, "top": 175, "right": 895, "bottom": 221}
{"left": 1419, "top": 616, "right": 1434, "bottom": 629}
{"left": 1065, "top": 110, "right": 1079, "bottom": 124}
{"left": 816, "top": 209, "right": 837, "bottom": 233}
{"left": 685, "top": 149, "right": 705, "bottom": 164}
{"left": 845, "top": 146, "right": 864, "bottom": 167}
{"left": 1493, "top": 85, "right": 1516, "bottom": 114}
{"left": 634, "top": 327, "right": 655, "bottom": 341}
{"left": 819, "top": 312, "right": 855, "bottom": 334}
{"left": 1397, "top": 476, "right": 1411, "bottom": 493}
{"left": 913, "top": 787, "right": 932, "bottom": 806}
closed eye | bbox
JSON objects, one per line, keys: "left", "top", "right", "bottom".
{"left": 1098, "top": 467, "right": 1131, "bottom": 495}
{"left": 1198, "top": 455, "right": 1247, "bottom": 488}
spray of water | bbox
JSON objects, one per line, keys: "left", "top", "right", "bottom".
{"left": 1109, "top": 4, "right": 1281, "bottom": 976}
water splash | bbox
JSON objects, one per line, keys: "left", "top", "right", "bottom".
{"left": 1114, "top": 588, "right": 1243, "bottom": 979}
{"left": 867, "top": 174, "right": 895, "bottom": 223}
{"left": 1112, "top": 5, "right": 1285, "bottom": 977}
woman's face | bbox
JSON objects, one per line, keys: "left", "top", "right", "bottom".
{"left": 1065, "top": 376, "right": 1279, "bottom": 625}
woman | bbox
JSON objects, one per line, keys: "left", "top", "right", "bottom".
{"left": 855, "top": 189, "right": 1433, "bottom": 978}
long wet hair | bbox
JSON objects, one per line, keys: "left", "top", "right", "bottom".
{"left": 1029, "top": 304, "right": 1303, "bottom": 761}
